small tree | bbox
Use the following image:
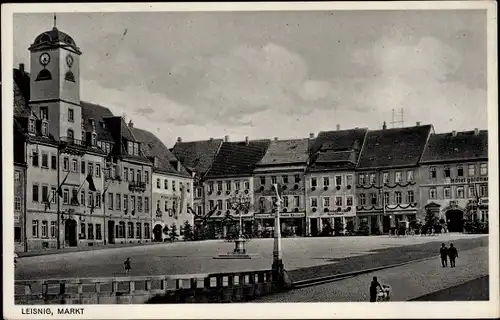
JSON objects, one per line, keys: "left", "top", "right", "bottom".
{"left": 320, "top": 221, "right": 333, "bottom": 237}
{"left": 162, "top": 225, "right": 169, "bottom": 241}
{"left": 346, "top": 220, "right": 355, "bottom": 235}
{"left": 182, "top": 220, "right": 194, "bottom": 241}
{"left": 333, "top": 219, "right": 344, "bottom": 236}
{"left": 424, "top": 209, "right": 438, "bottom": 229}
{"left": 357, "top": 219, "right": 370, "bottom": 236}
{"left": 168, "top": 223, "right": 179, "bottom": 242}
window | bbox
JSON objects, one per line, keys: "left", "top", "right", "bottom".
{"left": 41, "top": 121, "right": 48, "bottom": 136}
{"left": 346, "top": 175, "right": 353, "bottom": 186}
{"left": 80, "top": 223, "right": 86, "bottom": 239}
{"left": 124, "top": 195, "right": 128, "bottom": 210}
{"left": 323, "top": 197, "right": 330, "bottom": 207}
{"left": 370, "top": 193, "right": 377, "bottom": 205}
{"left": 259, "top": 197, "right": 265, "bottom": 209}
{"left": 444, "top": 187, "right": 451, "bottom": 199}
{"left": 124, "top": 168, "right": 128, "bottom": 182}
{"left": 41, "top": 152, "right": 49, "bottom": 168}
{"left": 172, "top": 181, "right": 176, "bottom": 191}
{"left": 145, "top": 197, "right": 149, "bottom": 213}
{"left": 311, "top": 177, "right": 317, "bottom": 187}
{"left": 138, "top": 196, "right": 143, "bottom": 212}
{"left": 216, "top": 181, "right": 221, "bottom": 192}
{"left": 133, "top": 143, "right": 139, "bottom": 156}
{"left": 335, "top": 176, "right": 342, "bottom": 186}
{"left": 164, "top": 179, "right": 168, "bottom": 189}
{"left": 15, "top": 227, "right": 21, "bottom": 242}
{"left": 32, "top": 220, "right": 39, "bottom": 237}
{"left": 15, "top": 197, "right": 22, "bottom": 211}
{"left": 429, "top": 187, "right": 437, "bottom": 199}
{"left": 67, "top": 129, "right": 74, "bottom": 140}
{"left": 116, "top": 194, "right": 121, "bottom": 210}
{"left": 71, "top": 159, "right": 78, "bottom": 172}
{"left": 323, "top": 177, "right": 329, "bottom": 186}
{"left": 128, "top": 222, "right": 134, "bottom": 238}
{"left": 217, "top": 200, "right": 223, "bottom": 210}
{"left": 137, "top": 170, "right": 141, "bottom": 182}
{"left": 231, "top": 180, "right": 240, "bottom": 191}
{"left": 15, "top": 170, "right": 20, "bottom": 182}
{"left": 430, "top": 167, "right": 437, "bottom": 179}
{"left": 196, "top": 187, "right": 202, "bottom": 198}
{"left": 358, "top": 174, "right": 366, "bottom": 185}
{"left": 41, "top": 221, "right": 48, "bottom": 238}
{"left": 91, "top": 134, "right": 97, "bottom": 146}
{"left": 130, "top": 169, "right": 134, "bottom": 182}
{"left": 335, "top": 196, "right": 342, "bottom": 207}
{"left": 457, "top": 166, "right": 464, "bottom": 177}
{"left": 128, "top": 141, "right": 133, "bottom": 155}
{"left": 444, "top": 166, "right": 451, "bottom": 178}
{"left": 32, "top": 149, "right": 39, "bottom": 167}
{"left": 96, "top": 193, "right": 101, "bottom": 208}
{"left": 468, "top": 186, "right": 475, "bottom": 197}
{"left": 226, "top": 200, "right": 231, "bottom": 210}
{"left": 395, "top": 192, "right": 402, "bottom": 204}
{"left": 32, "top": 184, "right": 39, "bottom": 202}
{"left": 346, "top": 196, "right": 353, "bottom": 206}
{"left": 359, "top": 194, "right": 366, "bottom": 205}
{"left": 260, "top": 177, "right": 266, "bottom": 185}
{"left": 80, "top": 160, "right": 85, "bottom": 174}
{"left": 28, "top": 119, "right": 36, "bottom": 133}
{"left": 164, "top": 199, "right": 169, "bottom": 211}
{"left": 480, "top": 185, "right": 488, "bottom": 197}
{"left": 40, "top": 106, "right": 48, "bottom": 119}
{"left": 245, "top": 181, "right": 251, "bottom": 190}
{"left": 157, "top": 200, "right": 161, "bottom": 211}
{"left": 80, "top": 191, "right": 85, "bottom": 206}
{"left": 282, "top": 176, "right": 289, "bottom": 184}
{"left": 68, "top": 109, "right": 74, "bottom": 122}
{"left": 294, "top": 175, "right": 300, "bottom": 183}
{"left": 225, "top": 181, "right": 231, "bottom": 191}
{"left": 384, "top": 192, "right": 390, "bottom": 205}
{"left": 208, "top": 182, "right": 214, "bottom": 192}
{"left": 144, "top": 223, "right": 150, "bottom": 239}
{"left": 272, "top": 197, "right": 277, "bottom": 207}
{"left": 209, "top": 200, "right": 214, "bottom": 210}
{"left": 51, "top": 187, "right": 57, "bottom": 203}
{"left": 51, "top": 155, "right": 57, "bottom": 169}
{"left": 96, "top": 224, "right": 102, "bottom": 240}
{"left": 88, "top": 162, "right": 93, "bottom": 176}
{"left": 311, "top": 197, "right": 318, "bottom": 207}
{"left": 96, "top": 164, "right": 101, "bottom": 177}
{"left": 282, "top": 196, "right": 289, "bottom": 207}
{"left": 383, "top": 172, "right": 389, "bottom": 184}
{"left": 156, "top": 178, "right": 161, "bottom": 188}
{"left": 42, "top": 185, "right": 48, "bottom": 202}
{"left": 108, "top": 193, "right": 114, "bottom": 210}
{"left": 395, "top": 172, "right": 402, "bottom": 183}
{"left": 456, "top": 186, "right": 464, "bottom": 198}
{"left": 407, "top": 170, "right": 414, "bottom": 182}
{"left": 271, "top": 176, "right": 277, "bottom": 184}
{"left": 50, "top": 221, "right": 56, "bottom": 238}
{"left": 62, "top": 157, "right": 69, "bottom": 171}
{"left": 136, "top": 223, "right": 142, "bottom": 239}
{"left": 468, "top": 164, "right": 475, "bottom": 176}
{"left": 197, "top": 206, "right": 202, "bottom": 215}
{"left": 144, "top": 171, "right": 149, "bottom": 185}
{"left": 407, "top": 191, "right": 414, "bottom": 203}
{"left": 369, "top": 173, "right": 376, "bottom": 184}
{"left": 88, "top": 224, "right": 94, "bottom": 240}
{"left": 480, "top": 163, "right": 487, "bottom": 176}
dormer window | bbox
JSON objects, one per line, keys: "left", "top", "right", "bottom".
{"left": 91, "top": 133, "right": 97, "bottom": 146}
{"left": 127, "top": 141, "right": 139, "bottom": 156}
{"left": 133, "top": 143, "right": 139, "bottom": 156}
{"left": 40, "top": 107, "right": 48, "bottom": 120}
{"left": 41, "top": 120, "right": 49, "bottom": 136}
{"left": 154, "top": 157, "right": 159, "bottom": 167}
{"left": 67, "top": 129, "right": 74, "bottom": 142}
{"left": 28, "top": 118, "right": 36, "bottom": 133}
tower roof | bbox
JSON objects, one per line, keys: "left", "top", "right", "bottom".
{"left": 29, "top": 27, "right": 81, "bottom": 54}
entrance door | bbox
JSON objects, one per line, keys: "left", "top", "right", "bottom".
{"left": 108, "top": 221, "right": 115, "bottom": 244}
{"left": 383, "top": 216, "right": 390, "bottom": 233}
{"left": 446, "top": 210, "right": 464, "bottom": 232}
{"left": 153, "top": 224, "right": 163, "bottom": 242}
{"left": 310, "top": 218, "right": 318, "bottom": 236}
{"left": 64, "top": 219, "right": 77, "bottom": 247}
{"left": 370, "top": 216, "right": 378, "bottom": 234}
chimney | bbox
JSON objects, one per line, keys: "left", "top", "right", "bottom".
{"left": 309, "top": 133, "right": 315, "bottom": 139}
{"left": 177, "top": 137, "right": 182, "bottom": 143}
{"left": 336, "top": 124, "right": 340, "bottom": 131}
{"left": 382, "top": 121, "right": 387, "bottom": 130}
{"left": 224, "top": 135, "right": 230, "bottom": 142}
{"left": 209, "top": 137, "right": 214, "bottom": 141}
{"left": 19, "top": 63, "right": 25, "bottom": 73}
{"left": 416, "top": 122, "right": 421, "bottom": 126}
{"left": 474, "top": 128, "right": 479, "bottom": 135}
{"left": 452, "top": 130, "right": 457, "bottom": 137}
{"left": 245, "top": 136, "right": 249, "bottom": 145}
{"left": 128, "top": 120, "right": 134, "bottom": 128}
{"left": 274, "top": 137, "right": 278, "bottom": 141}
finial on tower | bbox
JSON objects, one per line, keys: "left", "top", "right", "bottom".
{"left": 53, "top": 13, "right": 57, "bottom": 29}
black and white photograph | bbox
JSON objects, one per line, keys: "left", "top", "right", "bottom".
{"left": 2, "top": 1, "right": 498, "bottom": 319}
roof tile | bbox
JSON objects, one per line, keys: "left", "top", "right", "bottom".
{"left": 420, "top": 130, "right": 488, "bottom": 163}
{"left": 171, "top": 139, "right": 223, "bottom": 175}
{"left": 257, "top": 138, "right": 309, "bottom": 166}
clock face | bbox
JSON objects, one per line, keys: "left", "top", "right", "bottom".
{"left": 39, "top": 52, "right": 50, "bottom": 66}
{"left": 66, "top": 54, "right": 74, "bottom": 67}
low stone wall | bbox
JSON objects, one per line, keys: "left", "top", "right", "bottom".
{"left": 15, "top": 270, "right": 276, "bottom": 304}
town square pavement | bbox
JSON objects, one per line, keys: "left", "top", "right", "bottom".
{"left": 15, "top": 233, "right": 485, "bottom": 281}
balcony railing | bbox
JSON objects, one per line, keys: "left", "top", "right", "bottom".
{"left": 129, "top": 181, "right": 147, "bottom": 192}
{"left": 59, "top": 137, "right": 88, "bottom": 148}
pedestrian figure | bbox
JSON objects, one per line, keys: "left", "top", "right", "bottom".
{"left": 440, "top": 243, "right": 448, "bottom": 267}
{"left": 124, "top": 257, "right": 131, "bottom": 274}
{"left": 369, "top": 276, "right": 383, "bottom": 302}
{"left": 448, "top": 243, "right": 458, "bottom": 267}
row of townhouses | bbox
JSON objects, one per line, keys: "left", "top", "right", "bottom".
{"left": 13, "top": 25, "right": 489, "bottom": 252}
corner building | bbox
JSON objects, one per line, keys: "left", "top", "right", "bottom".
{"left": 355, "top": 123, "right": 433, "bottom": 234}
{"left": 306, "top": 128, "right": 367, "bottom": 236}
{"left": 419, "top": 129, "right": 489, "bottom": 231}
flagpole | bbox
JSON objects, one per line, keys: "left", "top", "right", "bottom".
{"left": 57, "top": 147, "right": 61, "bottom": 249}
{"left": 272, "top": 183, "right": 284, "bottom": 290}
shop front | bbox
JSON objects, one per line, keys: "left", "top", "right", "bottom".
{"left": 255, "top": 212, "right": 305, "bottom": 237}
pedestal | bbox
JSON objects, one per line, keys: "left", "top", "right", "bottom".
{"left": 233, "top": 237, "right": 247, "bottom": 254}
{"left": 214, "top": 237, "right": 259, "bottom": 259}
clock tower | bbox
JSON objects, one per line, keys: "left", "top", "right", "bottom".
{"left": 28, "top": 17, "right": 83, "bottom": 141}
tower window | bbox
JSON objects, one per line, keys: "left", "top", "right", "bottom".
{"left": 40, "top": 107, "right": 48, "bottom": 120}
{"left": 65, "top": 71, "right": 75, "bottom": 82}
{"left": 35, "top": 69, "right": 52, "bottom": 81}
{"left": 67, "top": 129, "right": 74, "bottom": 141}
{"left": 41, "top": 121, "right": 48, "bottom": 136}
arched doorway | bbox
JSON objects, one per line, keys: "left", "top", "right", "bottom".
{"left": 65, "top": 219, "right": 77, "bottom": 247}
{"left": 153, "top": 224, "right": 163, "bottom": 242}
{"left": 446, "top": 210, "right": 464, "bottom": 232}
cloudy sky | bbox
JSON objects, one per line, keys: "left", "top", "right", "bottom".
{"left": 13, "top": 9, "right": 488, "bottom": 146}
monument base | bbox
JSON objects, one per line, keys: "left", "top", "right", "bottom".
{"left": 214, "top": 236, "right": 259, "bottom": 259}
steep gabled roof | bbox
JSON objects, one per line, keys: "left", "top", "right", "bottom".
{"left": 13, "top": 68, "right": 32, "bottom": 118}
{"left": 81, "top": 102, "right": 115, "bottom": 142}
{"left": 129, "top": 127, "right": 190, "bottom": 177}
{"left": 205, "top": 140, "right": 271, "bottom": 178}
{"left": 257, "top": 138, "right": 309, "bottom": 167}
{"left": 308, "top": 128, "right": 367, "bottom": 172}
{"left": 357, "top": 125, "right": 433, "bottom": 169}
{"left": 171, "top": 139, "right": 223, "bottom": 175}
{"left": 420, "top": 130, "right": 488, "bottom": 164}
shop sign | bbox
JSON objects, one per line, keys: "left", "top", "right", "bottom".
{"left": 255, "top": 212, "right": 304, "bottom": 218}
{"left": 450, "top": 176, "right": 488, "bottom": 184}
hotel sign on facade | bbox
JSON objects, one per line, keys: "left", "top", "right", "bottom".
{"left": 449, "top": 176, "right": 488, "bottom": 184}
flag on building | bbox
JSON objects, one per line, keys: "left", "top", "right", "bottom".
{"left": 57, "top": 171, "right": 71, "bottom": 198}
{"left": 179, "top": 183, "right": 186, "bottom": 216}
{"left": 272, "top": 184, "right": 284, "bottom": 201}
{"left": 86, "top": 174, "right": 97, "bottom": 192}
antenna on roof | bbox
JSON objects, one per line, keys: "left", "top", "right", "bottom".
{"left": 53, "top": 13, "right": 57, "bottom": 29}
{"left": 391, "top": 108, "right": 404, "bottom": 128}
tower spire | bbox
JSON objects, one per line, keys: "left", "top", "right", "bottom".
{"left": 53, "top": 13, "right": 57, "bottom": 29}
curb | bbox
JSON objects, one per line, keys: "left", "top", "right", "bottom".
{"left": 291, "top": 255, "right": 438, "bottom": 289}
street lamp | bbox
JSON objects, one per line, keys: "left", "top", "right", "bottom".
{"left": 229, "top": 194, "right": 251, "bottom": 254}
{"left": 272, "top": 184, "right": 284, "bottom": 289}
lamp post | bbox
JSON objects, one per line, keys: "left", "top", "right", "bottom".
{"left": 229, "top": 194, "right": 251, "bottom": 254}
{"left": 272, "top": 184, "right": 284, "bottom": 289}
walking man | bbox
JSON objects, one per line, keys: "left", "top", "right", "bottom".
{"left": 124, "top": 257, "right": 132, "bottom": 274}
{"left": 369, "top": 276, "right": 383, "bottom": 302}
{"left": 440, "top": 243, "right": 448, "bottom": 267}
{"left": 448, "top": 243, "right": 458, "bottom": 267}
